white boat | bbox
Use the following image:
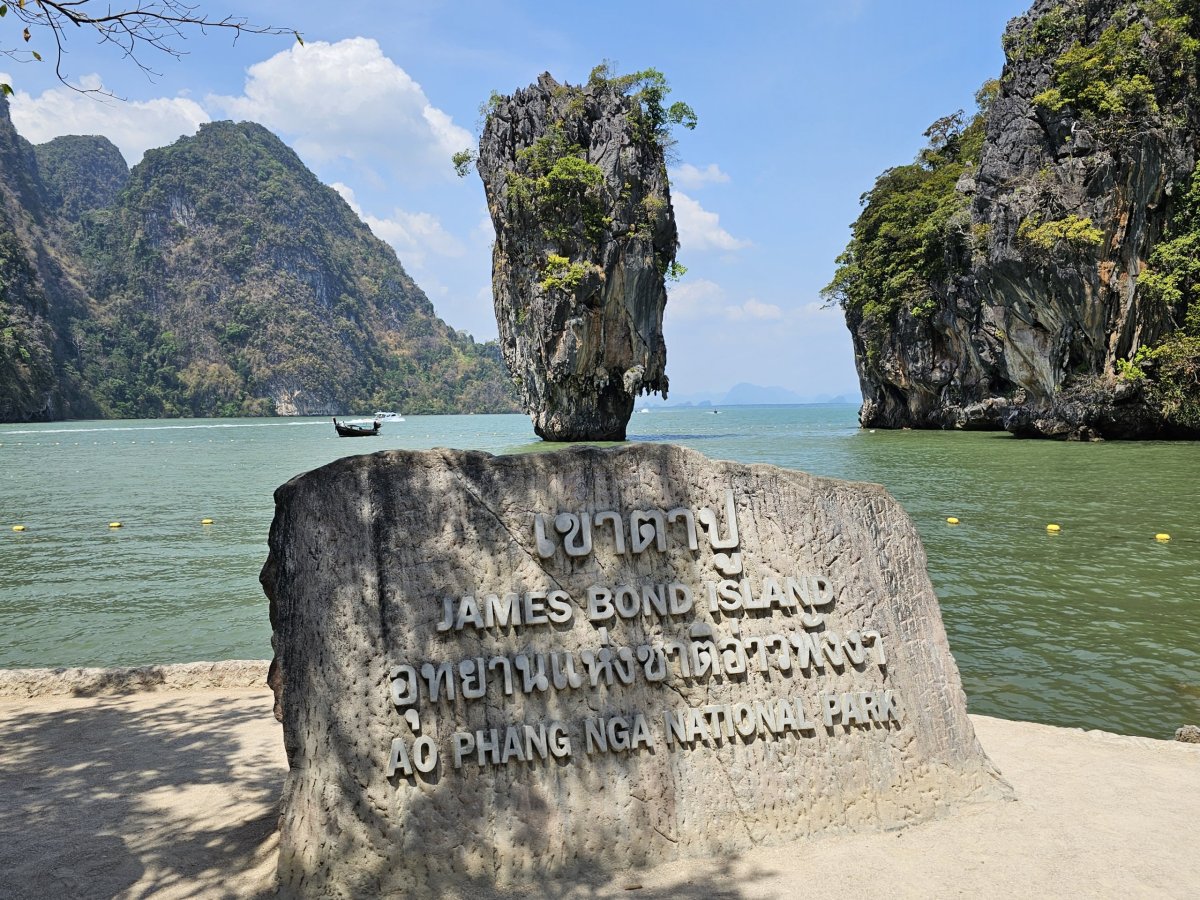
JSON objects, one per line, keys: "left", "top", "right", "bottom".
{"left": 373, "top": 411, "right": 404, "bottom": 421}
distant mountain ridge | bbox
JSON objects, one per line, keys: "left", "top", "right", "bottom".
{"left": 0, "top": 98, "right": 517, "bottom": 421}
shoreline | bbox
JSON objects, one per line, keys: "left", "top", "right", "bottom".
{"left": 0, "top": 659, "right": 271, "bottom": 699}
{"left": 3, "top": 662, "right": 1198, "bottom": 898}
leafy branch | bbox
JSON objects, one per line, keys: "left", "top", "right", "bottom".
{"left": 0, "top": 0, "right": 300, "bottom": 97}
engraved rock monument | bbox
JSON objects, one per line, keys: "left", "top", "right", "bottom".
{"left": 262, "top": 444, "right": 1010, "bottom": 896}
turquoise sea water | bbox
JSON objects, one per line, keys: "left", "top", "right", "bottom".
{"left": 1, "top": 406, "right": 1197, "bottom": 738}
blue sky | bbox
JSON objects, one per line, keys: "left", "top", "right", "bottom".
{"left": 2, "top": 0, "right": 1031, "bottom": 402}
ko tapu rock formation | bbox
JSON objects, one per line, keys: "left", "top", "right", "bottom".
{"left": 475, "top": 69, "right": 686, "bottom": 441}
{"left": 828, "top": 0, "right": 1200, "bottom": 440}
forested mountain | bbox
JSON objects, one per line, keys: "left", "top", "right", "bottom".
{"left": 34, "top": 135, "right": 130, "bottom": 227}
{"left": 827, "top": 0, "right": 1200, "bottom": 439}
{"left": 0, "top": 100, "right": 517, "bottom": 421}
{"left": 0, "top": 96, "right": 99, "bottom": 422}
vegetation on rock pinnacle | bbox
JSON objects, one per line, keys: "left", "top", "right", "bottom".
{"left": 474, "top": 65, "right": 692, "bottom": 441}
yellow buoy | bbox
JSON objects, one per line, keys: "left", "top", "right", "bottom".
{"left": 1156, "top": 533, "right": 1171, "bottom": 542}
{"left": 946, "top": 517, "right": 960, "bottom": 525}
{"left": 108, "top": 522, "right": 122, "bottom": 529}
{"left": 201, "top": 518, "right": 214, "bottom": 526}
{"left": 12, "top": 525, "right": 26, "bottom": 532}
{"left": 1046, "top": 523, "right": 1061, "bottom": 533}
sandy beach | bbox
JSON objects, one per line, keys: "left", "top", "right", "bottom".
{"left": 1, "top": 662, "right": 1197, "bottom": 900}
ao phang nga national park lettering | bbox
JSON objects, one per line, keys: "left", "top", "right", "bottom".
{"left": 263, "top": 444, "right": 1009, "bottom": 895}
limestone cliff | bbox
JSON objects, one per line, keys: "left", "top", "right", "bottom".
{"left": 830, "top": 0, "right": 1200, "bottom": 439}
{"left": 0, "top": 95, "right": 99, "bottom": 422}
{"left": 477, "top": 71, "right": 680, "bottom": 441}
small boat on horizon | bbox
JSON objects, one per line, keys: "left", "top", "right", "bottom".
{"left": 374, "top": 411, "right": 404, "bottom": 421}
{"left": 333, "top": 417, "right": 381, "bottom": 437}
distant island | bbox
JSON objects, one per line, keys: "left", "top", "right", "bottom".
{"left": 0, "top": 98, "right": 517, "bottom": 423}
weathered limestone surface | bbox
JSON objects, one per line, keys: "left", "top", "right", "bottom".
{"left": 477, "top": 73, "right": 675, "bottom": 441}
{"left": 262, "top": 444, "right": 1010, "bottom": 896}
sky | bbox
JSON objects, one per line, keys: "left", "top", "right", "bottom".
{"left": 1, "top": 0, "right": 1032, "bottom": 403}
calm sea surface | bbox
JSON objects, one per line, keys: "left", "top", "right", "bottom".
{"left": 1, "top": 406, "right": 1197, "bottom": 738}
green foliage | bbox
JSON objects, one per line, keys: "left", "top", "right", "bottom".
{"left": 587, "top": 62, "right": 697, "bottom": 146}
{"left": 1132, "top": 157, "right": 1200, "bottom": 426}
{"left": 452, "top": 149, "right": 476, "bottom": 177}
{"left": 507, "top": 124, "right": 607, "bottom": 246}
{"left": 1139, "top": 160, "right": 1200, "bottom": 316}
{"left": 539, "top": 253, "right": 592, "bottom": 293}
{"left": 1143, "top": 334, "right": 1200, "bottom": 427}
{"left": 1033, "top": 23, "right": 1158, "bottom": 118}
{"left": 1116, "top": 346, "right": 1152, "bottom": 381}
{"left": 822, "top": 86, "right": 993, "bottom": 345}
{"left": 1031, "top": 1, "right": 1200, "bottom": 125}
{"left": 1017, "top": 214, "right": 1105, "bottom": 251}
{"left": 663, "top": 260, "right": 687, "bottom": 282}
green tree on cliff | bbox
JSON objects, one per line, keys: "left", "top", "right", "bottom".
{"left": 822, "top": 81, "right": 996, "bottom": 345}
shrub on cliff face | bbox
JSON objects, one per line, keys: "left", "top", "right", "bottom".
{"left": 1131, "top": 158, "right": 1200, "bottom": 427}
{"left": 1017, "top": 214, "right": 1105, "bottom": 252}
{"left": 1031, "top": 0, "right": 1200, "bottom": 126}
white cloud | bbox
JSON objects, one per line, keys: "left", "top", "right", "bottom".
{"left": 673, "top": 192, "right": 750, "bottom": 253}
{"left": 666, "top": 278, "right": 725, "bottom": 322}
{"left": 669, "top": 162, "right": 730, "bottom": 189}
{"left": 209, "top": 38, "right": 470, "bottom": 185}
{"left": 332, "top": 181, "right": 463, "bottom": 273}
{"left": 669, "top": 280, "right": 808, "bottom": 327}
{"left": 7, "top": 74, "right": 208, "bottom": 164}
{"left": 725, "top": 298, "right": 784, "bottom": 321}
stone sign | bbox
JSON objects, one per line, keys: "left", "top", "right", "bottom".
{"left": 262, "top": 444, "right": 1010, "bottom": 896}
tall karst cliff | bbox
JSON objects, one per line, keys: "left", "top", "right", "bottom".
{"left": 0, "top": 105, "right": 517, "bottom": 421}
{"left": 0, "top": 96, "right": 99, "bottom": 422}
{"left": 828, "top": 0, "right": 1200, "bottom": 439}
{"left": 476, "top": 68, "right": 688, "bottom": 441}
